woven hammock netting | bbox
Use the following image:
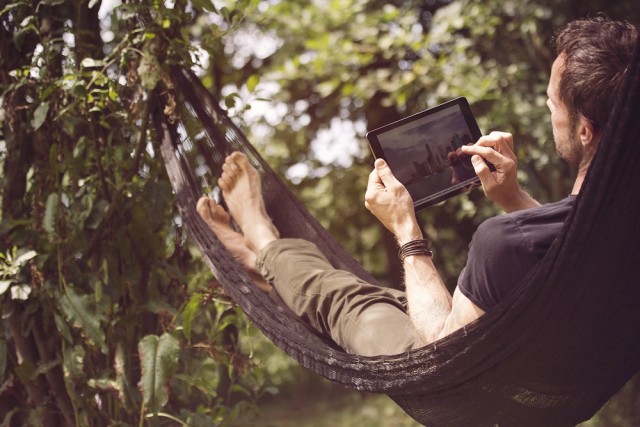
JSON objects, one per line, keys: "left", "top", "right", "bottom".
{"left": 152, "top": 38, "right": 640, "bottom": 426}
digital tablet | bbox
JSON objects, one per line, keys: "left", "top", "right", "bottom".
{"left": 366, "top": 97, "right": 483, "bottom": 211}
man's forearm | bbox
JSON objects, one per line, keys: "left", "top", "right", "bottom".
{"left": 403, "top": 255, "right": 452, "bottom": 345}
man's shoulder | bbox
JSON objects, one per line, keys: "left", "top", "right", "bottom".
{"left": 473, "top": 214, "right": 527, "bottom": 256}
{"left": 459, "top": 197, "right": 575, "bottom": 311}
{"left": 482, "top": 196, "right": 575, "bottom": 229}
{"left": 475, "top": 196, "right": 576, "bottom": 252}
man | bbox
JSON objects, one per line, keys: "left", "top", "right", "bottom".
{"left": 196, "top": 16, "right": 638, "bottom": 356}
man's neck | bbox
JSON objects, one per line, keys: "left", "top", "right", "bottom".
{"left": 571, "top": 136, "right": 600, "bottom": 196}
{"left": 571, "top": 163, "right": 590, "bottom": 196}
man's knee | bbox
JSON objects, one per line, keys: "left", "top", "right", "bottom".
{"left": 339, "top": 303, "right": 419, "bottom": 356}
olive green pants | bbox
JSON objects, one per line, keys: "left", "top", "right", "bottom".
{"left": 256, "top": 239, "right": 421, "bottom": 356}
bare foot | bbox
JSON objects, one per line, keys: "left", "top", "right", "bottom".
{"left": 218, "top": 152, "right": 279, "bottom": 252}
{"left": 196, "top": 197, "right": 272, "bottom": 293}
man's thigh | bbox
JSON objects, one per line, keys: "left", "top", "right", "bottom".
{"left": 259, "top": 239, "right": 421, "bottom": 356}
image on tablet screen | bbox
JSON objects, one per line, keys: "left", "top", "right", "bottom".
{"left": 374, "top": 103, "right": 478, "bottom": 208}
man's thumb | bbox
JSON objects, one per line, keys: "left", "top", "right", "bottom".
{"left": 471, "top": 155, "right": 489, "bottom": 178}
{"left": 375, "top": 158, "right": 398, "bottom": 186}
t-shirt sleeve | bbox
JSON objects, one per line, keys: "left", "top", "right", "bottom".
{"left": 457, "top": 216, "right": 539, "bottom": 311}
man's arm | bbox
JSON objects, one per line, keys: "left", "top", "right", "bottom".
{"left": 461, "top": 131, "right": 540, "bottom": 213}
{"left": 401, "top": 254, "right": 451, "bottom": 343}
{"left": 403, "top": 255, "right": 486, "bottom": 343}
{"left": 364, "top": 159, "right": 484, "bottom": 344}
{"left": 438, "top": 288, "right": 485, "bottom": 339}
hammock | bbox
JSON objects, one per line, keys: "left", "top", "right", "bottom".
{"left": 152, "top": 40, "right": 640, "bottom": 426}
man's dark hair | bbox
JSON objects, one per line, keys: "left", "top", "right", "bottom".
{"left": 555, "top": 16, "right": 639, "bottom": 133}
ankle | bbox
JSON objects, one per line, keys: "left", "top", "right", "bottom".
{"left": 245, "top": 223, "right": 278, "bottom": 253}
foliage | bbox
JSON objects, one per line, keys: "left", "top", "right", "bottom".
{"left": 230, "top": 0, "right": 640, "bottom": 289}
{"left": 0, "top": 0, "right": 268, "bottom": 425}
{"left": 230, "top": 0, "right": 566, "bottom": 287}
{"left": 2, "top": 0, "right": 640, "bottom": 426}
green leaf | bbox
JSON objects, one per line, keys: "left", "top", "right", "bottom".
{"left": 59, "top": 287, "right": 107, "bottom": 353}
{"left": 62, "top": 344, "right": 86, "bottom": 380}
{"left": 14, "top": 250, "right": 36, "bottom": 267}
{"left": 54, "top": 313, "right": 73, "bottom": 344}
{"left": 116, "top": 3, "right": 136, "bottom": 20}
{"left": 182, "top": 293, "right": 202, "bottom": 343}
{"left": 31, "top": 101, "right": 49, "bottom": 130}
{"left": 137, "top": 333, "right": 180, "bottom": 413}
{"left": 114, "top": 343, "right": 129, "bottom": 405}
{"left": 43, "top": 193, "right": 59, "bottom": 234}
{"left": 71, "top": 82, "right": 88, "bottom": 99}
{"left": 220, "top": 6, "right": 231, "bottom": 21}
{"left": 137, "top": 54, "right": 162, "bottom": 90}
{"left": 191, "top": 0, "right": 218, "bottom": 13}
{"left": 108, "top": 85, "right": 117, "bottom": 101}
{"left": 0, "top": 3, "right": 27, "bottom": 19}
{"left": 80, "top": 57, "right": 105, "bottom": 68}
{"left": 246, "top": 74, "right": 259, "bottom": 93}
{"left": 224, "top": 93, "right": 240, "bottom": 109}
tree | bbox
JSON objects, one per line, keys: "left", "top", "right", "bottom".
{"left": 2, "top": 0, "right": 639, "bottom": 425}
{"left": 1, "top": 0, "right": 268, "bottom": 425}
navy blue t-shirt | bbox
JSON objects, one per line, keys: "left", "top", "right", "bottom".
{"left": 458, "top": 196, "right": 575, "bottom": 311}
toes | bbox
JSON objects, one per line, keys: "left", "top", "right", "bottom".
{"left": 231, "top": 152, "right": 256, "bottom": 177}
{"left": 196, "top": 197, "right": 212, "bottom": 220}
{"left": 219, "top": 152, "right": 251, "bottom": 193}
{"left": 207, "top": 199, "right": 230, "bottom": 223}
{"left": 228, "top": 152, "right": 247, "bottom": 164}
{"left": 218, "top": 174, "right": 231, "bottom": 193}
{"left": 232, "top": 152, "right": 249, "bottom": 168}
{"left": 196, "top": 197, "right": 230, "bottom": 225}
{"left": 222, "top": 160, "right": 241, "bottom": 183}
{"left": 227, "top": 152, "right": 255, "bottom": 177}
{"left": 228, "top": 163, "right": 240, "bottom": 178}
{"left": 221, "top": 162, "right": 232, "bottom": 176}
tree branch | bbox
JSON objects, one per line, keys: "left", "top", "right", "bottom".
{"left": 80, "top": 98, "right": 152, "bottom": 263}
{"left": 31, "top": 320, "right": 75, "bottom": 426}
{"left": 5, "top": 302, "right": 59, "bottom": 427}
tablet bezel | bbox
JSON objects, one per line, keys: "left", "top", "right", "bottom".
{"left": 366, "top": 97, "right": 482, "bottom": 211}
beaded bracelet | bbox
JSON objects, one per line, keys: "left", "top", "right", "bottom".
{"left": 398, "top": 239, "right": 433, "bottom": 261}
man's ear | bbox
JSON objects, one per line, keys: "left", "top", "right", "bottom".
{"left": 578, "top": 116, "right": 597, "bottom": 147}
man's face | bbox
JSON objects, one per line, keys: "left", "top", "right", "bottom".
{"left": 547, "top": 54, "right": 582, "bottom": 166}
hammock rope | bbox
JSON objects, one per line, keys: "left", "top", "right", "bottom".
{"left": 152, "top": 38, "right": 640, "bottom": 426}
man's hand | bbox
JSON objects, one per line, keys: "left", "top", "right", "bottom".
{"left": 364, "top": 159, "right": 422, "bottom": 245}
{"left": 461, "top": 131, "right": 539, "bottom": 212}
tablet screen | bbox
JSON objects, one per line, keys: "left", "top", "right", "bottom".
{"left": 366, "top": 97, "right": 482, "bottom": 211}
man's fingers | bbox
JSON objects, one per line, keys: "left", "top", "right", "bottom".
{"left": 475, "top": 132, "right": 514, "bottom": 152}
{"left": 374, "top": 158, "right": 400, "bottom": 189}
{"left": 365, "top": 164, "right": 384, "bottom": 210}
{"left": 471, "top": 155, "right": 493, "bottom": 181}
{"left": 367, "top": 165, "right": 383, "bottom": 189}
{"left": 462, "top": 144, "right": 505, "bottom": 166}
{"left": 365, "top": 159, "right": 403, "bottom": 210}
